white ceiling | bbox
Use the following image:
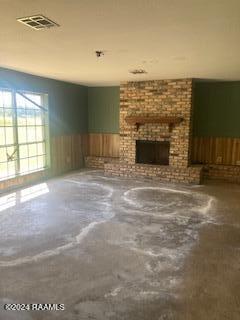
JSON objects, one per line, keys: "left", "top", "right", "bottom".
{"left": 0, "top": 0, "right": 240, "bottom": 86}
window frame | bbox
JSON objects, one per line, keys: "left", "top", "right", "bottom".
{"left": 0, "top": 88, "right": 50, "bottom": 181}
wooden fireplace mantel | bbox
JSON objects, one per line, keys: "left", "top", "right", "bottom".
{"left": 125, "top": 115, "right": 184, "bottom": 131}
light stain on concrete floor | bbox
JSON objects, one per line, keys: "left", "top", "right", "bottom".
{"left": 0, "top": 169, "right": 239, "bottom": 320}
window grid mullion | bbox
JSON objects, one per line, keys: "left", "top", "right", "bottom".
{"left": 3, "top": 107, "right": 7, "bottom": 177}
{"left": 12, "top": 90, "right": 20, "bottom": 176}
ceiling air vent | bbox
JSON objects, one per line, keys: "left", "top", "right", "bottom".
{"left": 17, "top": 15, "right": 59, "bottom": 30}
{"left": 129, "top": 69, "right": 147, "bottom": 75}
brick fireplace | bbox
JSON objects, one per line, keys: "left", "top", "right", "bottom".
{"left": 104, "top": 79, "right": 202, "bottom": 184}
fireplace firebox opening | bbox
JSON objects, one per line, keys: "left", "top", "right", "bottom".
{"left": 136, "top": 140, "right": 170, "bottom": 165}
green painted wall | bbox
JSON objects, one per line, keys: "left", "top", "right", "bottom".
{"left": 88, "top": 87, "right": 119, "bottom": 133}
{"left": 2, "top": 69, "right": 239, "bottom": 139}
{"left": 88, "top": 82, "right": 240, "bottom": 137}
{"left": 0, "top": 67, "right": 88, "bottom": 136}
{"left": 193, "top": 81, "right": 240, "bottom": 137}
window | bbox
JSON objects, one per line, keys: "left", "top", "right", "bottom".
{"left": 0, "top": 89, "right": 49, "bottom": 181}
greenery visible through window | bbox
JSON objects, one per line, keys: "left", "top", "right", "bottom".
{"left": 0, "top": 89, "right": 49, "bottom": 181}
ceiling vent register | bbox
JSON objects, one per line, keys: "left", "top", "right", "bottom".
{"left": 129, "top": 69, "right": 147, "bottom": 75}
{"left": 17, "top": 15, "right": 59, "bottom": 30}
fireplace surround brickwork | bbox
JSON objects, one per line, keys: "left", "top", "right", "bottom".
{"left": 119, "top": 79, "right": 192, "bottom": 167}
{"left": 104, "top": 79, "right": 202, "bottom": 184}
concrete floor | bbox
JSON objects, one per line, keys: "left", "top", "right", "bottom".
{"left": 0, "top": 170, "right": 239, "bottom": 320}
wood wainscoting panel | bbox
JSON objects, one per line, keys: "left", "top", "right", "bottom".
{"left": 51, "top": 134, "right": 88, "bottom": 175}
{"left": 192, "top": 137, "right": 240, "bottom": 165}
{"left": 88, "top": 133, "right": 120, "bottom": 158}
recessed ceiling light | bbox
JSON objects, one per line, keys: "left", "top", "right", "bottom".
{"left": 129, "top": 69, "right": 147, "bottom": 75}
{"left": 17, "top": 15, "right": 59, "bottom": 30}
